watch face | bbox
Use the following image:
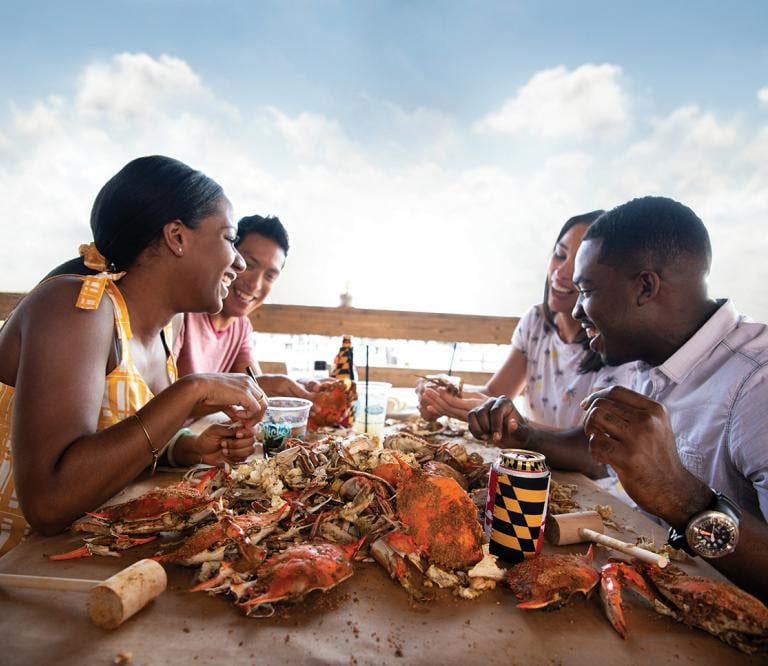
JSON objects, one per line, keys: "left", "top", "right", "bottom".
{"left": 688, "top": 512, "right": 738, "bottom": 558}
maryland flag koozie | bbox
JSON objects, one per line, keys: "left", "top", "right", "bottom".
{"left": 332, "top": 335, "right": 356, "bottom": 385}
{"left": 324, "top": 335, "right": 356, "bottom": 427}
{"left": 484, "top": 449, "right": 551, "bottom": 563}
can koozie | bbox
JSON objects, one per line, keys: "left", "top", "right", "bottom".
{"left": 486, "top": 449, "right": 550, "bottom": 563}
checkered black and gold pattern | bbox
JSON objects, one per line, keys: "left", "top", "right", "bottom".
{"left": 489, "top": 469, "right": 550, "bottom": 563}
{"left": 332, "top": 335, "right": 355, "bottom": 383}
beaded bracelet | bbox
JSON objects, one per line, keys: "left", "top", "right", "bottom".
{"left": 166, "top": 428, "right": 193, "bottom": 468}
{"left": 133, "top": 413, "right": 160, "bottom": 475}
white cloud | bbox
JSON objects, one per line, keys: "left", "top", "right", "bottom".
{"left": 266, "top": 108, "right": 362, "bottom": 166}
{"left": 758, "top": 86, "right": 768, "bottom": 107}
{"left": 13, "top": 96, "right": 65, "bottom": 135}
{"left": 76, "top": 53, "right": 210, "bottom": 122}
{"left": 650, "top": 105, "right": 738, "bottom": 150}
{"left": 474, "top": 64, "right": 630, "bottom": 139}
{"left": 2, "top": 53, "right": 768, "bottom": 323}
{"left": 379, "top": 101, "right": 459, "bottom": 161}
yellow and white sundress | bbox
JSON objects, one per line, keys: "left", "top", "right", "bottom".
{"left": 0, "top": 274, "right": 176, "bottom": 556}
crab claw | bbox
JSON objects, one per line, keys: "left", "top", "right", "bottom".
{"left": 600, "top": 562, "right": 661, "bottom": 639}
{"left": 600, "top": 563, "right": 629, "bottom": 639}
{"left": 193, "top": 467, "right": 220, "bottom": 493}
{"left": 190, "top": 561, "right": 241, "bottom": 593}
{"left": 339, "top": 536, "right": 367, "bottom": 561}
{"left": 48, "top": 545, "right": 94, "bottom": 560}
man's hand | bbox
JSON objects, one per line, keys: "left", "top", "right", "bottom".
{"left": 257, "top": 374, "right": 314, "bottom": 400}
{"left": 418, "top": 387, "right": 486, "bottom": 422}
{"left": 467, "top": 396, "right": 529, "bottom": 444}
{"left": 297, "top": 377, "right": 337, "bottom": 393}
{"left": 581, "top": 385, "right": 711, "bottom": 526}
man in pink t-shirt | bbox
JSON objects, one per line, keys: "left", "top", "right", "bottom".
{"left": 174, "top": 215, "right": 314, "bottom": 400}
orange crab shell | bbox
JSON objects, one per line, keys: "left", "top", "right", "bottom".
{"left": 85, "top": 486, "right": 211, "bottom": 522}
{"left": 507, "top": 546, "right": 599, "bottom": 609}
{"left": 237, "top": 539, "right": 363, "bottom": 613}
{"left": 73, "top": 483, "right": 218, "bottom": 536}
{"left": 395, "top": 465, "right": 484, "bottom": 570}
{"left": 308, "top": 380, "right": 357, "bottom": 429}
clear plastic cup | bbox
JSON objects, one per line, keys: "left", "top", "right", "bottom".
{"left": 256, "top": 397, "right": 312, "bottom": 456}
{"left": 353, "top": 381, "right": 391, "bottom": 443}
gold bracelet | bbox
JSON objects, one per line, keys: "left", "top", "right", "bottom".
{"left": 133, "top": 413, "right": 160, "bottom": 475}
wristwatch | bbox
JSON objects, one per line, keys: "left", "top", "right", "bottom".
{"left": 667, "top": 491, "right": 741, "bottom": 558}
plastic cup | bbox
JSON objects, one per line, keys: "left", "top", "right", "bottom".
{"left": 353, "top": 381, "right": 391, "bottom": 443}
{"left": 257, "top": 397, "right": 312, "bottom": 456}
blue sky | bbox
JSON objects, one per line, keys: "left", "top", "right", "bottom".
{"left": 5, "top": 1, "right": 767, "bottom": 114}
{"left": 1, "top": 1, "right": 768, "bottom": 318}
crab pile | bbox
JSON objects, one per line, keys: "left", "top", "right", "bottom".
{"left": 58, "top": 431, "right": 500, "bottom": 616}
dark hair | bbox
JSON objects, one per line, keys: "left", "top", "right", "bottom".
{"left": 91, "top": 155, "right": 224, "bottom": 271}
{"left": 583, "top": 196, "right": 711, "bottom": 272}
{"left": 236, "top": 215, "right": 290, "bottom": 256}
{"left": 542, "top": 210, "right": 605, "bottom": 374}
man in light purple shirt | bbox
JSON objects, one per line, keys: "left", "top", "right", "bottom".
{"left": 468, "top": 196, "right": 768, "bottom": 603}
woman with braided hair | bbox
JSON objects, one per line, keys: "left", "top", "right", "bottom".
{"left": 0, "top": 155, "right": 268, "bottom": 555}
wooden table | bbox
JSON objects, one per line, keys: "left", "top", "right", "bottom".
{"left": 0, "top": 464, "right": 762, "bottom": 665}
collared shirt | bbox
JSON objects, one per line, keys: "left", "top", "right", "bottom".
{"left": 512, "top": 305, "right": 638, "bottom": 429}
{"left": 633, "top": 299, "right": 768, "bottom": 521}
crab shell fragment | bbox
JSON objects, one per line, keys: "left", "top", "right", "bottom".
{"left": 422, "top": 375, "right": 463, "bottom": 397}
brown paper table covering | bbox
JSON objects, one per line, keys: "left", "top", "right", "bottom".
{"left": 0, "top": 451, "right": 763, "bottom": 665}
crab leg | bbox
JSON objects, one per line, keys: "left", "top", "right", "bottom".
{"left": 49, "top": 535, "right": 158, "bottom": 560}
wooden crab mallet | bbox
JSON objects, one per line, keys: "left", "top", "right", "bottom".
{"left": 0, "top": 558, "right": 167, "bottom": 629}
{"left": 546, "top": 511, "right": 669, "bottom": 568}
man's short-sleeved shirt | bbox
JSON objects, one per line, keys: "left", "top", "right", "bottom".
{"left": 173, "top": 313, "right": 253, "bottom": 376}
{"left": 633, "top": 299, "right": 768, "bottom": 521}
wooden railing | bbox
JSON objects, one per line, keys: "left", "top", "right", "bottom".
{"left": 249, "top": 304, "right": 518, "bottom": 387}
{"left": 0, "top": 294, "right": 518, "bottom": 387}
{"left": 0, "top": 292, "right": 23, "bottom": 319}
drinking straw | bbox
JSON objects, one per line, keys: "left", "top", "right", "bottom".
{"left": 364, "top": 345, "right": 369, "bottom": 432}
{"left": 448, "top": 342, "right": 457, "bottom": 376}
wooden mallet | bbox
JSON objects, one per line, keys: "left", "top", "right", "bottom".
{"left": 546, "top": 511, "right": 669, "bottom": 568}
{"left": 0, "top": 558, "right": 167, "bottom": 629}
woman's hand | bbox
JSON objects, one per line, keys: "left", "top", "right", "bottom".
{"left": 175, "top": 421, "right": 256, "bottom": 466}
{"left": 418, "top": 387, "right": 486, "bottom": 422}
{"left": 184, "top": 373, "right": 268, "bottom": 426}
